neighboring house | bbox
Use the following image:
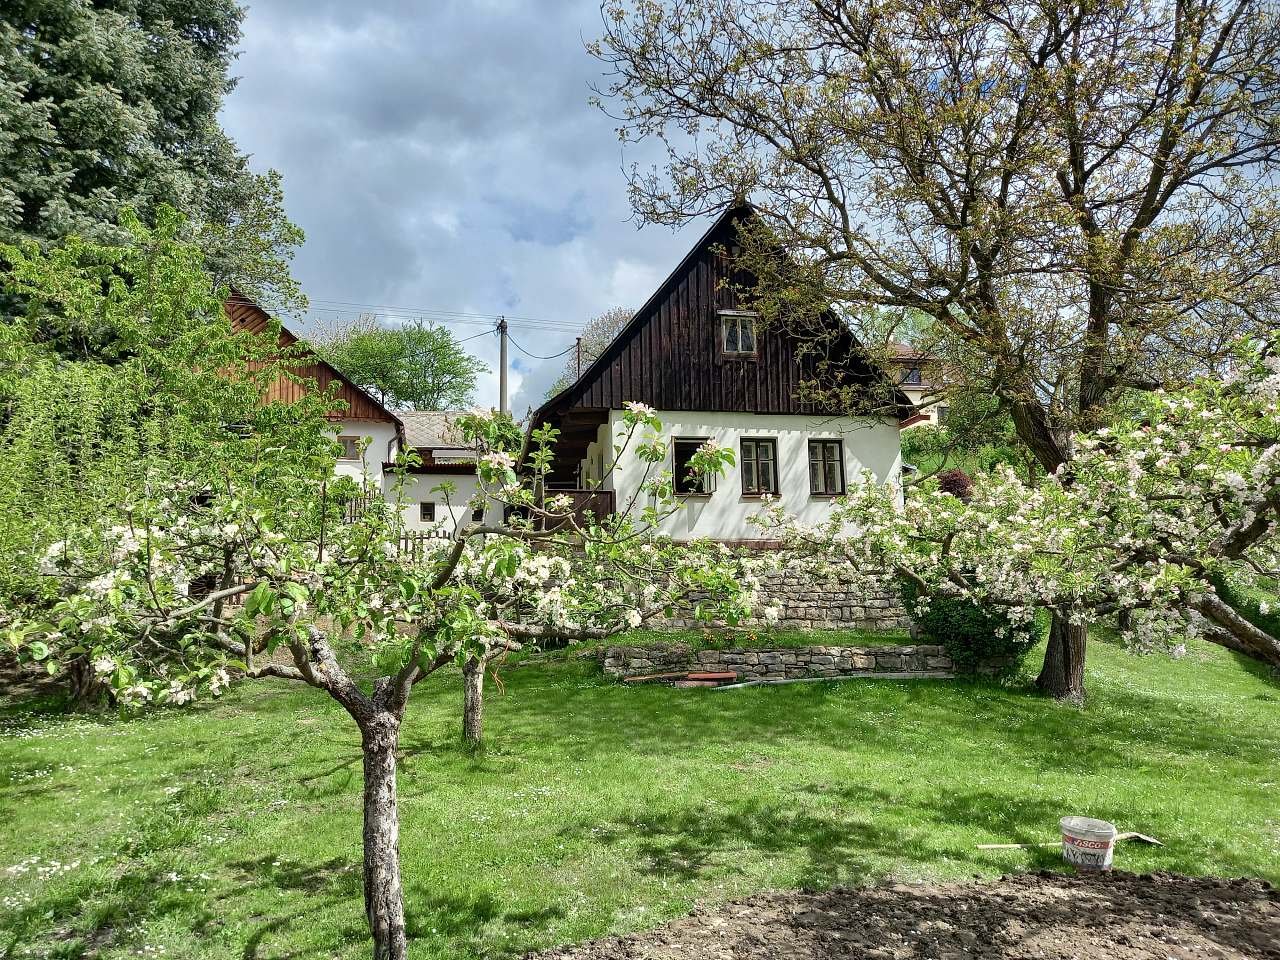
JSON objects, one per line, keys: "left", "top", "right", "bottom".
{"left": 225, "top": 294, "right": 403, "bottom": 486}
{"left": 396, "top": 410, "right": 502, "bottom": 534}
{"left": 527, "top": 205, "right": 914, "bottom": 544}
{"left": 225, "top": 296, "right": 500, "bottom": 537}
{"left": 892, "top": 342, "right": 948, "bottom": 429}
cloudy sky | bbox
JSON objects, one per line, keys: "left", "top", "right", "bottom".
{"left": 219, "top": 0, "right": 703, "bottom": 415}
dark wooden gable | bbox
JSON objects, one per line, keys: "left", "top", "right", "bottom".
{"left": 529, "top": 205, "right": 910, "bottom": 480}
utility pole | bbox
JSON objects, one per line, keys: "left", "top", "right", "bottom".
{"left": 497, "top": 316, "right": 509, "bottom": 415}
{"left": 576, "top": 336, "right": 582, "bottom": 377}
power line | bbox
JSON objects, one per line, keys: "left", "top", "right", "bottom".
{"left": 224, "top": 294, "right": 584, "bottom": 332}
{"left": 306, "top": 306, "right": 581, "bottom": 334}
{"left": 301, "top": 296, "right": 567, "bottom": 326}
{"left": 506, "top": 333, "right": 577, "bottom": 360}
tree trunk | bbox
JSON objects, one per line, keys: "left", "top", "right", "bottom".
{"left": 462, "top": 655, "right": 484, "bottom": 748}
{"left": 1193, "top": 594, "right": 1280, "bottom": 667}
{"left": 1036, "top": 614, "right": 1087, "bottom": 702}
{"left": 66, "top": 656, "right": 113, "bottom": 710}
{"left": 360, "top": 714, "right": 407, "bottom": 960}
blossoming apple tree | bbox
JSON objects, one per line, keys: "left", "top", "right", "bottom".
{"left": 0, "top": 220, "right": 753, "bottom": 960}
{"left": 758, "top": 338, "right": 1280, "bottom": 699}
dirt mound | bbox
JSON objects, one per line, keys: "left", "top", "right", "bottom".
{"left": 529, "top": 871, "right": 1278, "bottom": 960}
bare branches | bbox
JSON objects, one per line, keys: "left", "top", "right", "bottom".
{"left": 594, "top": 0, "right": 1280, "bottom": 468}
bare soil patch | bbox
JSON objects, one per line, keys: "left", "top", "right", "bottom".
{"left": 529, "top": 871, "right": 1278, "bottom": 960}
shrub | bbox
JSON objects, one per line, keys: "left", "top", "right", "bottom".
{"left": 935, "top": 468, "right": 973, "bottom": 500}
{"left": 898, "top": 578, "right": 1038, "bottom": 675}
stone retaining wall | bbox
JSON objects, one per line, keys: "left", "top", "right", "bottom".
{"left": 602, "top": 643, "right": 955, "bottom": 682}
{"left": 661, "top": 569, "right": 911, "bottom": 632}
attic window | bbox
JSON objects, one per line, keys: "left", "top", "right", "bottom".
{"left": 719, "top": 310, "right": 758, "bottom": 357}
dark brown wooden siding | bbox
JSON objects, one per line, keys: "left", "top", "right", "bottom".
{"left": 533, "top": 206, "right": 897, "bottom": 423}
{"left": 224, "top": 296, "right": 400, "bottom": 424}
{"left": 528, "top": 206, "right": 910, "bottom": 483}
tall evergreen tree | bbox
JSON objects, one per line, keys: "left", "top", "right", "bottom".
{"left": 0, "top": 1, "right": 303, "bottom": 315}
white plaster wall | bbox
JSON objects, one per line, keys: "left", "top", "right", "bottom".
{"left": 386, "top": 472, "right": 503, "bottom": 534}
{"left": 899, "top": 386, "right": 942, "bottom": 427}
{"left": 605, "top": 410, "right": 902, "bottom": 541}
{"left": 330, "top": 421, "right": 399, "bottom": 487}
{"left": 581, "top": 421, "right": 614, "bottom": 491}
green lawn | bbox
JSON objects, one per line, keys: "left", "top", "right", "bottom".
{"left": 1, "top": 636, "right": 1277, "bottom": 960}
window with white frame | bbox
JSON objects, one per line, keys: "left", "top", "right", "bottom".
{"left": 740, "top": 438, "right": 778, "bottom": 496}
{"left": 808, "top": 439, "right": 845, "bottom": 495}
{"left": 336, "top": 436, "right": 361, "bottom": 461}
{"left": 718, "top": 310, "right": 758, "bottom": 357}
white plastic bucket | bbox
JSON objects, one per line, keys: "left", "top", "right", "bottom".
{"left": 1060, "top": 816, "right": 1118, "bottom": 870}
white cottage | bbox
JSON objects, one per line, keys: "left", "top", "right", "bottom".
{"left": 527, "top": 205, "right": 915, "bottom": 543}
{"left": 225, "top": 293, "right": 404, "bottom": 488}
{"left": 394, "top": 411, "right": 503, "bottom": 534}
{"left": 225, "top": 296, "right": 504, "bottom": 538}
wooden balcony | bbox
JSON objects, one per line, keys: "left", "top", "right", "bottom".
{"left": 542, "top": 487, "right": 616, "bottom": 529}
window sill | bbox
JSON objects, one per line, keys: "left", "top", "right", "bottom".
{"left": 740, "top": 493, "right": 779, "bottom": 500}
{"left": 676, "top": 492, "right": 714, "bottom": 499}
{"left": 809, "top": 493, "right": 845, "bottom": 499}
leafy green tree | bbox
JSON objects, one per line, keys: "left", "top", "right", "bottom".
{"left": 0, "top": 0, "right": 304, "bottom": 315}
{"left": 0, "top": 221, "right": 755, "bottom": 960}
{"left": 594, "top": 0, "right": 1280, "bottom": 699}
{"left": 314, "top": 315, "right": 489, "bottom": 410}
{"left": 901, "top": 389, "right": 1030, "bottom": 481}
{"left": 757, "top": 335, "right": 1280, "bottom": 698}
{"left": 546, "top": 305, "right": 633, "bottom": 397}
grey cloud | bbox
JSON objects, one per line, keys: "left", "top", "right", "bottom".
{"left": 221, "top": 0, "right": 703, "bottom": 414}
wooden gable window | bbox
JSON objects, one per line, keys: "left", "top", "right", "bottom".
{"left": 808, "top": 439, "right": 845, "bottom": 496}
{"left": 420, "top": 502, "right": 436, "bottom": 523}
{"left": 337, "top": 436, "right": 361, "bottom": 461}
{"left": 740, "top": 438, "right": 778, "bottom": 496}
{"left": 673, "top": 438, "right": 714, "bottom": 495}
{"left": 718, "top": 310, "right": 758, "bottom": 357}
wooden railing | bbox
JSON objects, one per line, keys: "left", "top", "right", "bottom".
{"left": 542, "top": 488, "right": 616, "bottom": 529}
{"left": 342, "top": 489, "right": 382, "bottom": 524}
{"left": 398, "top": 528, "right": 455, "bottom": 561}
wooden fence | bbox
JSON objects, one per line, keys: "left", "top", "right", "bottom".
{"left": 398, "top": 528, "right": 455, "bottom": 562}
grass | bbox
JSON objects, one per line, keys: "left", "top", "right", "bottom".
{"left": 1, "top": 635, "right": 1278, "bottom": 959}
